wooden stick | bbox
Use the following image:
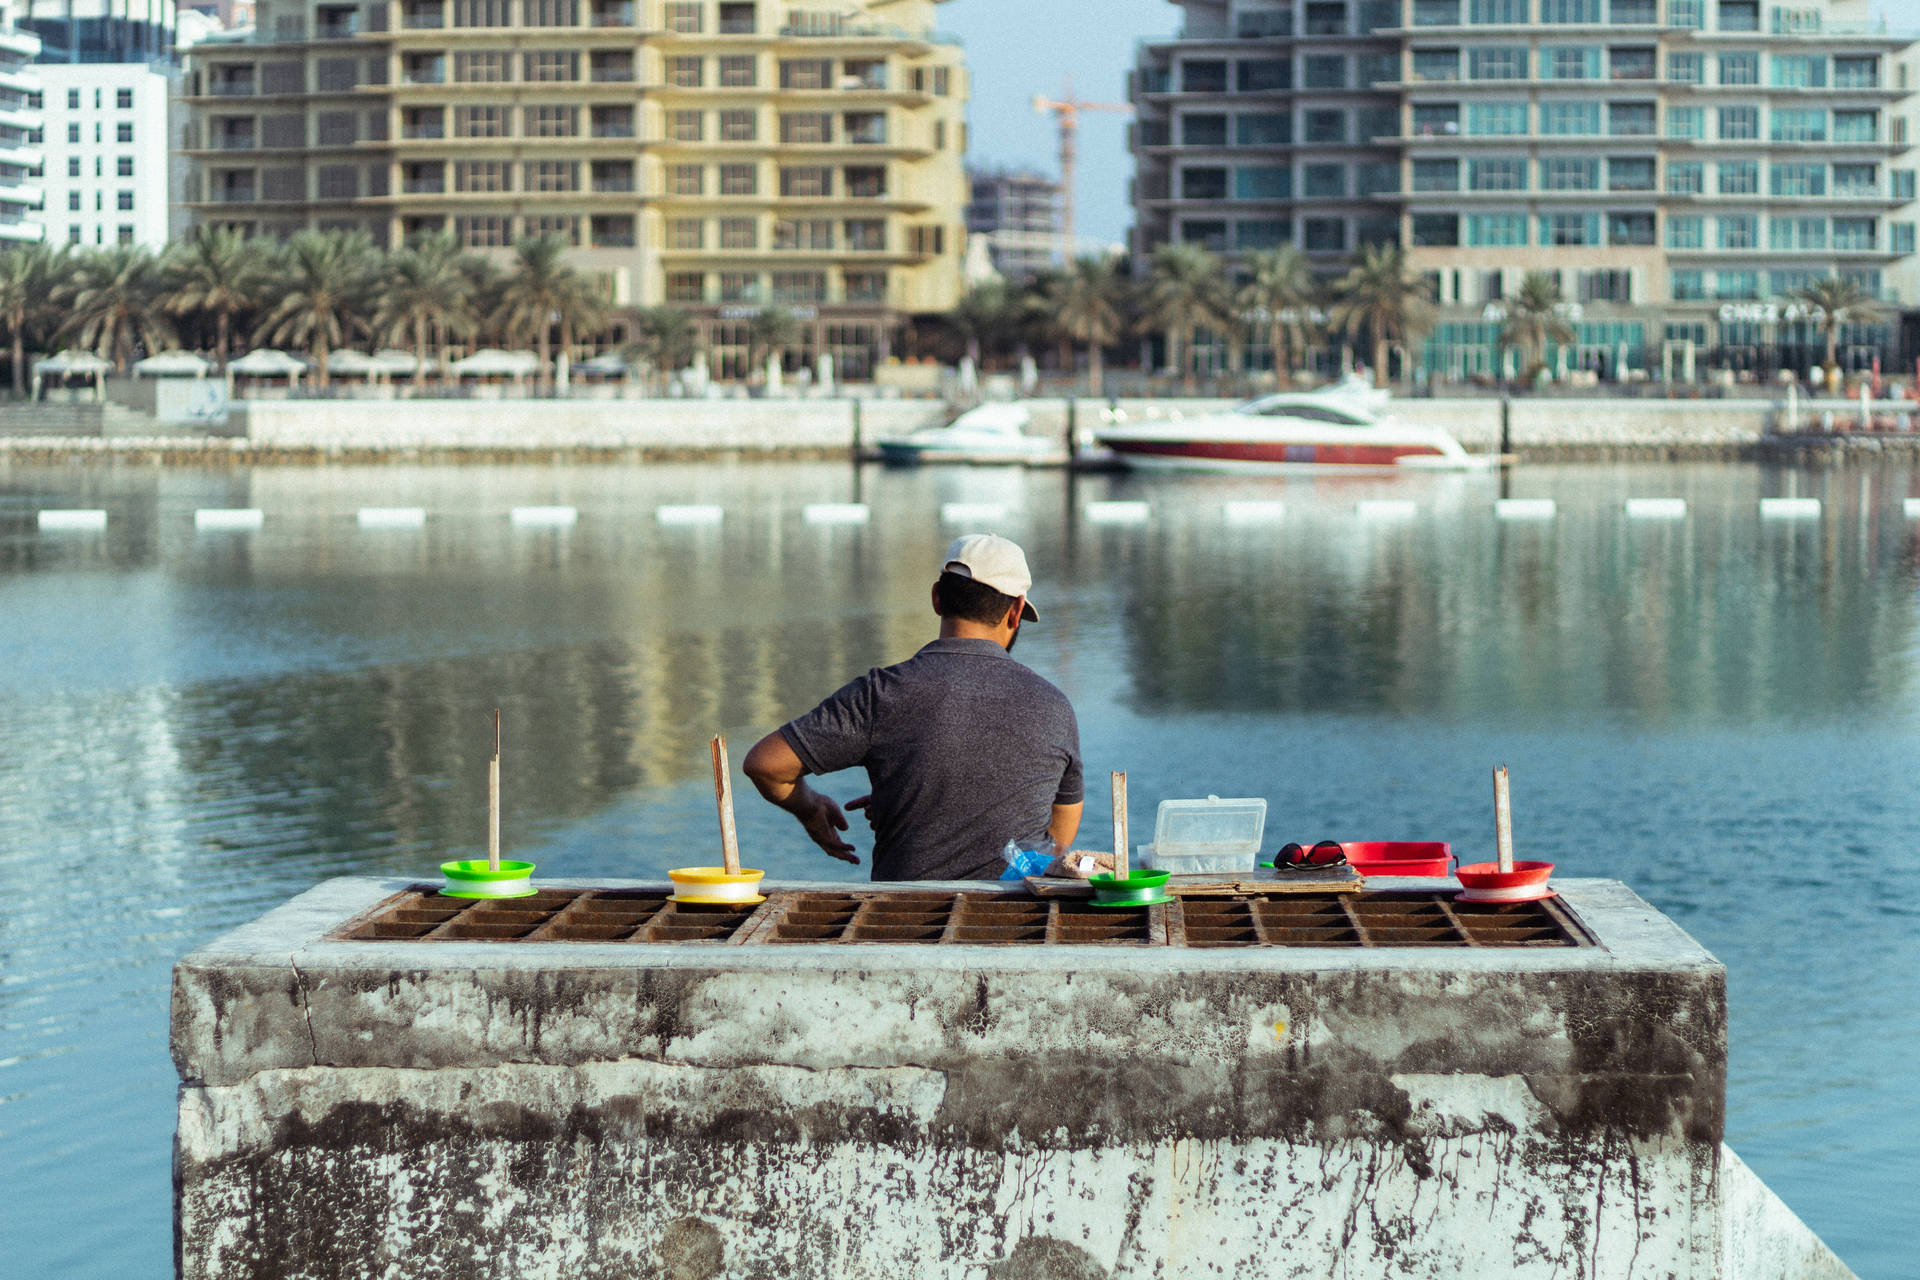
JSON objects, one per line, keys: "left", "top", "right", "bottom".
{"left": 488, "top": 709, "right": 501, "bottom": 872}
{"left": 1111, "top": 771, "right": 1129, "bottom": 880}
{"left": 712, "top": 734, "right": 741, "bottom": 875}
{"left": 1493, "top": 764, "right": 1514, "bottom": 874}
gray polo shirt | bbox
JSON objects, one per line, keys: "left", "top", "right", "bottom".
{"left": 779, "top": 637, "right": 1083, "bottom": 882}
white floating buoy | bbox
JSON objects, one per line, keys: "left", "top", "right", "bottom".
{"left": 37, "top": 509, "right": 107, "bottom": 531}
{"left": 1222, "top": 500, "right": 1286, "bottom": 524}
{"left": 941, "top": 501, "right": 1011, "bottom": 524}
{"left": 194, "top": 508, "right": 264, "bottom": 530}
{"left": 656, "top": 504, "right": 725, "bottom": 526}
{"left": 1905, "top": 499, "right": 1920, "bottom": 519}
{"left": 1084, "top": 500, "right": 1151, "bottom": 525}
{"left": 1625, "top": 498, "right": 1687, "bottom": 520}
{"left": 1759, "top": 498, "right": 1821, "bottom": 519}
{"left": 803, "top": 502, "right": 869, "bottom": 526}
{"left": 1495, "top": 499, "right": 1557, "bottom": 520}
{"left": 1356, "top": 499, "right": 1418, "bottom": 520}
{"left": 357, "top": 507, "right": 426, "bottom": 528}
{"left": 510, "top": 506, "right": 578, "bottom": 527}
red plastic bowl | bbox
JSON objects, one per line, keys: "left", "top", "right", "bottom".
{"left": 1343, "top": 841, "right": 1453, "bottom": 878}
{"left": 1455, "top": 861, "right": 1554, "bottom": 891}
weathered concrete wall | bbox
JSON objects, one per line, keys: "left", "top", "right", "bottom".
{"left": 171, "top": 877, "right": 1754, "bottom": 1280}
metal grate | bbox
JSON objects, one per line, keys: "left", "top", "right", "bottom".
{"left": 336, "top": 888, "right": 1591, "bottom": 948}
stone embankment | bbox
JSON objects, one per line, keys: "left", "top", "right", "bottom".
{"left": 1, "top": 393, "right": 1915, "bottom": 463}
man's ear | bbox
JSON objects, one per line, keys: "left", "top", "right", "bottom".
{"left": 931, "top": 582, "right": 944, "bottom": 616}
{"left": 1005, "top": 598, "right": 1026, "bottom": 630}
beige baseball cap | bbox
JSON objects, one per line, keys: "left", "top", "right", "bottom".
{"left": 943, "top": 533, "right": 1039, "bottom": 621}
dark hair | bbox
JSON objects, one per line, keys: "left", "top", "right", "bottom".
{"left": 934, "top": 571, "right": 1018, "bottom": 625}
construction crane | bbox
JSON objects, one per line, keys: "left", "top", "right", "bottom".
{"left": 1031, "top": 79, "right": 1132, "bottom": 265}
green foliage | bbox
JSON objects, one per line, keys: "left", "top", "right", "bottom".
{"left": 1330, "top": 244, "right": 1433, "bottom": 388}
{"left": 252, "top": 229, "right": 378, "bottom": 385}
{"left": 1498, "top": 271, "right": 1577, "bottom": 381}
{"left": 1788, "top": 275, "right": 1891, "bottom": 368}
{"left": 1140, "top": 242, "right": 1231, "bottom": 390}
{"left": 62, "top": 244, "right": 177, "bottom": 373}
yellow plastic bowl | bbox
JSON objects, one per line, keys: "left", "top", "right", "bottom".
{"left": 667, "top": 866, "right": 766, "bottom": 905}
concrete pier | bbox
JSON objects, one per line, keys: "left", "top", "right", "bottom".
{"left": 171, "top": 877, "right": 1851, "bottom": 1279}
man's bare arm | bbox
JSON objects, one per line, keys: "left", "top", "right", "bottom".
{"left": 741, "top": 731, "right": 859, "bottom": 864}
{"left": 1049, "top": 802, "right": 1083, "bottom": 852}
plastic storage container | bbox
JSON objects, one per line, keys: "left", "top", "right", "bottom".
{"left": 1138, "top": 795, "right": 1267, "bottom": 875}
{"left": 1342, "top": 841, "right": 1453, "bottom": 878}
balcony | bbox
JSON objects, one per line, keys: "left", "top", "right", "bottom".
{"left": 590, "top": 0, "right": 632, "bottom": 25}
{"left": 591, "top": 122, "right": 635, "bottom": 139}
{"left": 402, "top": 123, "right": 445, "bottom": 140}
{"left": 214, "top": 183, "right": 258, "bottom": 203}
{"left": 215, "top": 130, "right": 257, "bottom": 150}
{"left": 210, "top": 78, "right": 257, "bottom": 98}
{"left": 400, "top": 6, "right": 445, "bottom": 29}
{"left": 590, "top": 62, "right": 635, "bottom": 83}
{"left": 403, "top": 177, "right": 446, "bottom": 194}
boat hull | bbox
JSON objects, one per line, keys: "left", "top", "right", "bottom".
{"left": 1102, "top": 437, "right": 1464, "bottom": 473}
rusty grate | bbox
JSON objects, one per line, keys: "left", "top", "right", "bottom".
{"left": 336, "top": 887, "right": 1592, "bottom": 948}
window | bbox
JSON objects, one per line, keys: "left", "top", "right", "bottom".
{"left": 1667, "top": 106, "right": 1703, "bottom": 140}
{"left": 770, "top": 272, "right": 825, "bottom": 304}
{"left": 454, "top": 0, "right": 512, "bottom": 25}
{"left": 1235, "top": 165, "right": 1291, "bottom": 199}
{"left": 528, "top": 160, "right": 578, "bottom": 192}
{"left": 67, "top": 190, "right": 80, "bottom": 211}
{"left": 115, "top": 88, "right": 133, "bottom": 109}
{"left": 1469, "top": 157, "right": 1526, "bottom": 190}
{"left": 1770, "top": 163, "right": 1824, "bottom": 197}
{"left": 1302, "top": 218, "right": 1345, "bottom": 252}
{"left": 1716, "top": 215, "right": 1756, "bottom": 249}
{"left": 1543, "top": 46, "right": 1600, "bottom": 80}
{"left": 1771, "top": 108, "right": 1825, "bottom": 143}
{"left": 1303, "top": 56, "right": 1346, "bottom": 89}
{"left": 591, "top": 159, "right": 633, "bottom": 192}
{"left": 1413, "top": 49, "right": 1460, "bottom": 82}
{"left": 1667, "top": 215, "right": 1703, "bottom": 248}
{"left": 1893, "top": 223, "right": 1915, "bottom": 256}
{"left": 779, "top": 165, "right": 831, "bottom": 197}
{"left": 1718, "top": 106, "right": 1757, "bottom": 140}
{"left": 66, "top": 122, "right": 79, "bottom": 143}
{"left": 668, "top": 109, "right": 703, "bottom": 141}
{"left": 1411, "top": 213, "right": 1460, "bottom": 246}
{"left": 1667, "top": 161, "right": 1703, "bottom": 194}
{"left": 1579, "top": 269, "right": 1632, "bottom": 302}
{"left": 1356, "top": 106, "right": 1400, "bottom": 139}
{"left": 529, "top": 105, "right": 577, "bottom": 137}
{"left": 1182, "top": 113, "right": 1228, "bottom": 147}
{"left": 1893, "top": 170, "right": 1916, "bottom": 200}
{"left": 1668, "top": 0, "right": 1702, "bottom": 23}
{"left": 1608, "top": 102, "right": 1653, "bottom": 135}
{"left": 524, "top": 0, "right": 577, "bottom": 23}
{"left": 1237, "top": 113, "right": 1289, "bottom": 145}
{"left": 1302, "top": 163, "right": 1346, "bottom": 197}
{"left": 665, "top": 1, "right": 703, "bottom": 31}
{"left": 591, "top": 215, "right": 635, "bottom": 248}
{"left": 116, "top": 156, "right": 133, "bottom": 177}
{"left": 1670, "top": 270, "right": 1704, "bottom": 300}
{"left": 66, "top": 157, "right": 79, "bottom": 177}
{"left": 1359, "top": 52, "right": 1399, "bottom": 85}
{"left": 1304, "top": 109, "right": 1346, "bottom": 142}
{"left": 1412, "top": 103, "right": 1459, "bottom": 136}
{"left": 1307, "top": 1, "right": 1352, "bottom": 31}
{"left": 454, "top": 159, "right": 509, "bottom": 192}
{"left": 66, "top": 88, "right": 79, "bottom": 109}
{"left": 1610, "top": 46, "right": 1655, "bottom": 79}
{"left": 1237, "top": 219, "right": 1289, "bottom": 250}
{"left": 1356, "top": 162, "right": 1397, "bottom": 195}
{"left": 454, "top": 51, "right": 510, "bottom": 82}
{"left": 1667, "top": 51, "right": 1702, "bottom": 83}
{"left": 1607, "top": 211, "right": 1654, "bottom": 244}
{"left": 668, "top": 163, "right": 704, "bottom": 195}
{"left": 1470, "top": 0, "right": 1526, "bottom": 20}
{"left": 1763, "top": 52, "right": 1826, "bottom": 90}
{"left": 1832, "top": 218, "right": 1876, "bottom": 252}
{"left": 720, "top": 218, "right": 758, "bottom": 250}
{"left": 525, "top": 51, "right": 578, "bottom": 82}
{"left": 1609, "top": 156, "right": 1654, "bottom": 190}
{"left": 1181, "top": 60, "right": 1227, "bottom": 93}
{"left": 1238, "top": 59, "right": 1290, "bottom": 92}
{"left": 718, "top": 55, "right": 757, "bottom": 87}
{"left": 719, "top": 163, "right": 757, "bottom": 195}
{"left": 779, "top": 58, "right": 831, "bottom": 90}
{"left": 1540, "top": 0, "right": 1601, "bottom": 20}
{"left": 456, "top": 105, "right": 507, "bottom": 137}
{"left": 1834, "top": 56, "right": 1878, "bottom": 90}
{"left": 1467, "top": 101, "right": 1527, "bottom": 135}
{"left": 1540, "top": 101, "right": 1599, "bottom": 134}
{"left": 1468, "top": 47, "right": 1526, "bottom": 80}
{"left": 668, "top": 219, "right": 704, "bottom": 250}
{"left": 1465, "top": 212, "right": 1527, "bottom": 245}
{"left": 782, "top": 112, "right": 833, "bottom": 144}
{"left": 666, "top": 272, "right": 705, "bottom": 303}
{"left": 1541, "top": 212, "right": 1600, "bottom": 244}
{"left": 719, "top": 109, "right": 756, "bottom": 141}
{"left": 773, "top": 219, "right": 831, "bottom": 250}
{"left": 844, "top": 166, "right": 885, "bottom": 198}
{"left": 1612, "top": 0, "right": 1654, "bottom": 19}
{"left": 718, "top": 1, "right": 756, "bottom": 33}
{"left": 665, "top": 55, "right": 703, "bottom": 87}
{"left": 1412, "top": 158, "right": 1459, "bottom": 191}
{"left": 843, "top": 218, "right": 884, "bottom": 251}
{"left": 843, "top": 270, "right": 887, "bottom": 303}
{"left": 1542, "top": 156, "right": 1600, "bottom": 189}
{"left": 1718, "top": 160, "right": 1757, "bottom": 194}
{"left": 1411, "top": 0, "right": 1459, "bottom": 24}
{"left": 1182, "top": 167, "right": 1228, "bottom": 200}
{"left": 1769, "top": 217, "right": 1824, "bottom": 250}
{"left": 1833, "top": 111, "right": 1876, "bottom": 143}
{"left": 1718, "top": 52, "right": 1757, "bottom": 86}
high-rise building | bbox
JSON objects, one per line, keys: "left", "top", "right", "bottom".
{"left": 1131, "top": 0, "right": 1920, "bottom": 378}
{"left": 178, "top": 0, "right": 970, "bottom": 378}
{"left": 965, "top": 166, "right": 1062, "bottom": 281}
{"left": 17, "top": 0, "right": 176, "bottom": 62}
{"left": 37, "top": 62, "right": 173, "bottom": 246}
{"left": 0, "top": 13, "right": 44, "bottom": 242}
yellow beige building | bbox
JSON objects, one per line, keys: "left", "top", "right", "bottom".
{"left": 179, "top": 0, "right": 969, "bottom": 376}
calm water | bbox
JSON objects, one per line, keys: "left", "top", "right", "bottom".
{"left": 2, "top": 457, "right": 1916, "bottom": 1277}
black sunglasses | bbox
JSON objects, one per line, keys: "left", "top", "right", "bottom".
{"left": 1276, "top": 840, "right": 1347, "bottom": 870}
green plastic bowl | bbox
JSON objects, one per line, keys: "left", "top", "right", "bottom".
{"left": 440, "top": 859, "right": 538, "bottom": 899}
{"left": 1088, "top": 869, "right": 1172, "bottom": 908}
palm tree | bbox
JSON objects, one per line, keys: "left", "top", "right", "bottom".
{"left": 623, "top": 306, "right": 698, "bottom": 388}
{"left": 253, "top": 229, "right": 376, "bottom": 387}
{"left": 746, "top": 305, "right": 802, "bottom": 378}
{"left": 947, "top": 280, "right": 1021, "bottom": 370}
{"left": 1497, "top": 271, "right": 1576, "bottom": 383}
{"left": 372, "top": 231, "right": 477, "bottom": 387}
{"left": 1043, "top": 255, "right": 1127, "bottom": 397}
{"left": 492, "top": 235, "right": 607, "bottom": 390}
{"left": 1237, "top": 245, "right": 1317, "bottom": 387}
{"left": 1330, "top": 244, "right": 1433, "bottom": 389}
{"left": 161, "top": 227, "right": 267, "bottom": 369}
{"left": 61, "top": 244, "right": 176, "bottom": 374}
{"left": 0, "top": 242, "right": 64, "bottom": 396}
{"left": 1140, "top": 242, "right": 1231, "bottom": 393}
{"left": 1789, "top": 275, "right": 1891, "bottom": 375}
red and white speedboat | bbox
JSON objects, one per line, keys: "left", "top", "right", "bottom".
{"left": 1094, "top": 378, "right": 1486, "bottom": 473}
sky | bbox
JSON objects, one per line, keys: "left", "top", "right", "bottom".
{"left": 940, "top": 0, "right": 1910, "bottom": 249}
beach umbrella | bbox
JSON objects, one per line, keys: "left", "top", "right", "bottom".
{"left": 133, "top": 351, "right": 212, "bottom": 378}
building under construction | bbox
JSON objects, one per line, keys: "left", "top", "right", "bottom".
{"left": 964, "top": 166, "right": 1060, "bottom": 281}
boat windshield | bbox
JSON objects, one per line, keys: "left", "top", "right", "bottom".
{"left": 1236, "top": 398, "right": 1375, "bottom": 427}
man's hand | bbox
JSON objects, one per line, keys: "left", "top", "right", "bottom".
{"left": 846, "top": 794, "right": 875, "bottom": 830}
{"left": 742, "top": 731, "right": 862, "bottom": 866}
{"left": 792, "top": 787, "right": 859, "bottom": 864}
